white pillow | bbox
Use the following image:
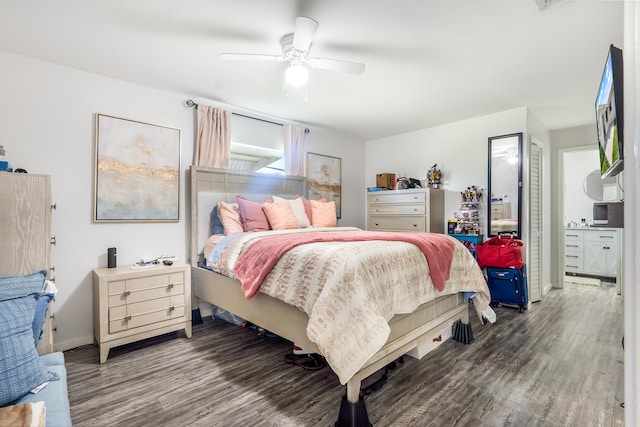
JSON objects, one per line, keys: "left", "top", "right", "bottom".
{"left": 272, "top": 195, "right": 311, "bottom": 228}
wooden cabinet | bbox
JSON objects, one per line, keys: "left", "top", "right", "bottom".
{"left": 584, "top": 229, "right": 620, "bottom": 277}
{"left": 93, "top": 263, "right": 192, "bottom": 363}
{"left": 564, "top": 228, "right": 621, "bottom": 280}
{"left": 0, "top": 173, "right": 55, "bottom": 355}
{"left": 367, "top": 188, "right": 445, "bottom": 233}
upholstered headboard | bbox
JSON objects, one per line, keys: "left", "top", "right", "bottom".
{"left": 189, "top": 166, "right": 307, "bottom": 267}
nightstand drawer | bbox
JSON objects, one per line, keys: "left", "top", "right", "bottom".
{"left": 108, "top": 283, "right": 185, "bottom": 307}
{"left": 369, "top": 215, "right": 425, "bottom": 232}
{"left": 109, "top": 295, "right": 185, "bottom": 333}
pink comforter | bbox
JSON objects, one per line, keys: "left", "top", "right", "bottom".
{"left": 233, "top": 231, "right": 455, "bottom": 298}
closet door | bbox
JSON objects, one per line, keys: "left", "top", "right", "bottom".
{"left": 528, "top": 140, "right": 543, "bottom": 302}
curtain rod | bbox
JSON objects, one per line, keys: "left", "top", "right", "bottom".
{"left": 185, "top": 99, "right": 309, "bottom": 133}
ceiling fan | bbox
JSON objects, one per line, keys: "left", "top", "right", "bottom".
{"left": 221, "top": 16, "right": 366, "bottom": 86}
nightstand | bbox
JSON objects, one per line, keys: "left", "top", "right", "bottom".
{"left": 92, "top": 263, "right": 192, "bottom": 363}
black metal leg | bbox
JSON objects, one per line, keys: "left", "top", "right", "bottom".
{"left": 335, "top": 395, "right": 372, "bottom": 427}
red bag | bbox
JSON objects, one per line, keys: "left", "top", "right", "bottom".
{"left": 476, "top": 235, "right": 524, "bottom": 269}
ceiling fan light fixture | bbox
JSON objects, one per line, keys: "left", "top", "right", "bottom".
{"left": 285, "top": 63, "right": 309, "bottom": 86}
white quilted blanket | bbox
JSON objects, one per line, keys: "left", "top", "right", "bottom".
{"left": 207, "top": 227, "right": 491, "bottom": 384}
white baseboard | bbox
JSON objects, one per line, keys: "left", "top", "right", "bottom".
{"left": 54, "top": 335, "right": 95, "bottom": 353}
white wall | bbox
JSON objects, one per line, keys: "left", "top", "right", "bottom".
{"left": 365, "top": 107, "right": 527, "bottom": 228}
{"left": 563, "top": 149, "right": 599, "bottom": 225}
{"left": 0, "top": 50, "right": 365, "bottom": 351}
{"left": 623, "top": 2, "right": 639, "bottom": 423}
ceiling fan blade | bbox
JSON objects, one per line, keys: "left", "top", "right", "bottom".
{"left": 292, "top": 16, "right": 319, "bottom": 51}
{"left": 309, "top": 57, "right": 366, "bottom": 74}
{"left": 221, "top": 53, "right": 284, "bottom": 62}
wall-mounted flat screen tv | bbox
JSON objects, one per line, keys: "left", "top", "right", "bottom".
{"left": 595, "top": 44, "right": 623, "bottom": 178}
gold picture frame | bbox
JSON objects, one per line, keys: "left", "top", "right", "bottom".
{"left": 93, "top": 113, "right": 181, "bottom": 222}
{"left": 306, "top": 152, "right": 342, "bottom": 218}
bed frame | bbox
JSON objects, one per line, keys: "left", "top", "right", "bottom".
{"left": 188, "top": 166, "right": 469, "bottom": 426}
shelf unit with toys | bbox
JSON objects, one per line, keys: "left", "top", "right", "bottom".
{"left": 449, "top": 186, "right": 484, "bottom": 259}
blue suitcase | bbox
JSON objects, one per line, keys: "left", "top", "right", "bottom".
{"left": 486, "top": 265, "right": 528, "bottom": 312}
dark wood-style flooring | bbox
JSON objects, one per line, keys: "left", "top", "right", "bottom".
{"left": 65, "top": 282, "right": 624, "bottom": 426}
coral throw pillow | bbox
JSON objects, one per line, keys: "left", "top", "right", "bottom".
{"left": 262, "top": 201, "right": 300, "bottom": 230}
{"left": 310, "top": 199, "right": 337, "bottom": 227}
{"left": 272, "top": 195, "right": 311, "bottom": 228}
{"left": 236, "top": 196, "right": 271, "bottom": 232}
{"left": 218, "top": 201, "right": 244, "bottom": 235}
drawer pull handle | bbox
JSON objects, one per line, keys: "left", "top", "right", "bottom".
{"left": 567, "top": 265, "right": 578, "bottom": 268}
{"left": 566, "top": 255, "right": 578, "bottom": 258}
{"left": 413, "top": 224, "right": 418, "bottom": 227}
{"left": 123, "top": 290, "right": 131, "bottom": 297}
{"left": 124, "top": 315, "right": 131, "bottom": 321}
{"left": 601, "top": 236, "right": 614, "bottom": 239}
{"left": 168, "top": 306, "right": 175, "bottom": 312}
{"left": 375, "top": 223, "right": 379, "bottom": 226}
{"left": 567, "top": 234, "right": 579, "bottom": 237}
{"left": 567, "top": 245, "right": 579, "bottom": 248}
{"left": 168, "top": 284, "right": 174, "bottom": 290}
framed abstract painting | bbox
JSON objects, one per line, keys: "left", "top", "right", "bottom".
{"left": 306, "top": 152, "right": 342, "bottom": 218}
{"left": 94, "top": 114, "right": 181, "bottom": 222}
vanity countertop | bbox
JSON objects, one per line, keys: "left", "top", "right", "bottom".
{"left": 565, "top": 226, "right": 621, "bottom": 230}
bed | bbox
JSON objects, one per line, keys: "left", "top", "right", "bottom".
{"left": 189, "top": 166, "right": 494, "bottom": 426}
{"left": 490, "top": 218, "right": 519, "bottom": 236}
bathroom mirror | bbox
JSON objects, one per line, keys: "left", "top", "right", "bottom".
{"left": 487, "top": 133, "right": 522, "bottom": 238}
{"left": 583, "top": 169, "right": 618, "bottom": 201}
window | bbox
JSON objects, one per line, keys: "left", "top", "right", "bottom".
{"left": 230, "top": 143, "right": 284, "bottom": 174}
{"left": 230, "top": 114, "right": 284, "bottom": 175}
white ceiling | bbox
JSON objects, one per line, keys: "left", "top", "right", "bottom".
{"left": 0, "top": 0, "right": 624, "bottom": 141}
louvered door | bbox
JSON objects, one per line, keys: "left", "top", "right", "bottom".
{"left": 529, "top": 140, "right": 543, "bottom": 302}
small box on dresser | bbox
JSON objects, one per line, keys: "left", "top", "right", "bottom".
{"left": 93, "top": 263, "right": 192, "bottom": 363}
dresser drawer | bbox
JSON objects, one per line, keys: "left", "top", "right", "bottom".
{"left": 369, "top": 192, "right": 426, "bottom": 205}
{"left": 564, "top": 230, "right": 584, "bottom": 241}
{"left": 368, "top": 204, "right": 426, "bottom": 215}
{"left": 109, "top": 295, "right": 185, "bottom": 333}
{"left": 583, "top": 229, "right": 618, "bottom": 242}
{"left": 369, "top": 215, "right": 425, "bottom": 232}
{"left": 564, "top": 240, "right": 583, "bottom": 252}
{"left": 564, "top": 250, "right": 584, "bottom": 269}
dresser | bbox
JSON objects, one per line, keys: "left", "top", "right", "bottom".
{"left": 93, "top": 263, "right": 192, "bottom": 363}
{"left": 564, "top": 228, "right": 622, "bottom": 282}
{"left": 490, "top": 201, "right": 512, "bottom": 220}
{"left": 0, "top": 173, "right": 55, "bottom": 355}
{"left": 367, "top": 188, "right": 445, "bottom": 233}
